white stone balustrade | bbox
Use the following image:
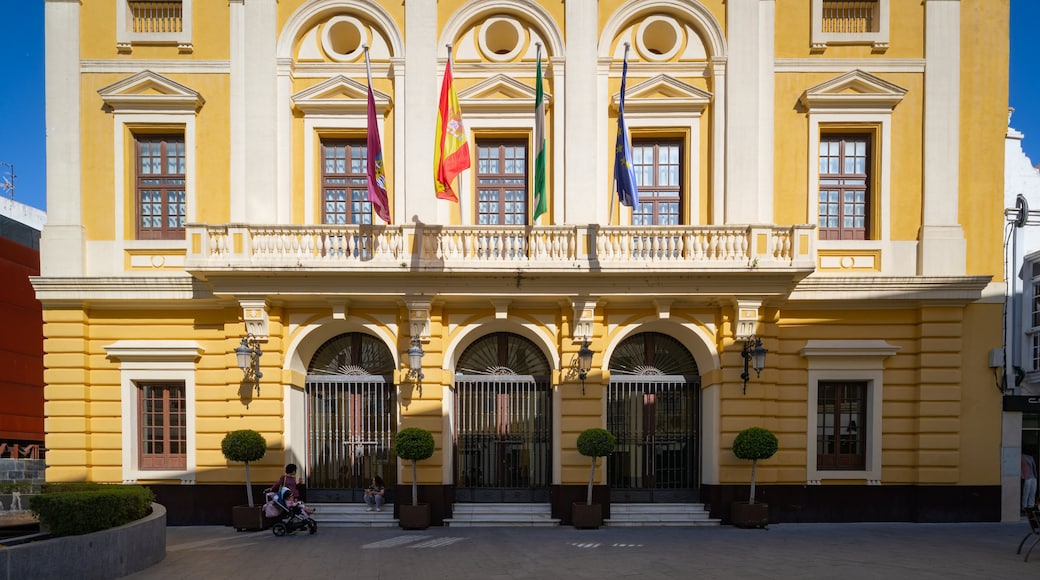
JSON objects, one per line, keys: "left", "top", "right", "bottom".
{"left": 185, "top": 224, "right": 815, "bottom": 271}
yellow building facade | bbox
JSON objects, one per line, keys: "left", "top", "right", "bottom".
{"left": 35, "top": 0, "right": 1011, "bottom": 525}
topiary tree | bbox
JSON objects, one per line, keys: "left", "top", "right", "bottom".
{"left": 732, "top": 426, "right": 778, "bottom": 505}
{"left": 221, "top": 429, "right": 267, "bottom": 507}
{"left": 395, "top": 427, "right": 435, "bottom": 506}
{"left": 577, "top": 428, "right": 616, "bottom": 506}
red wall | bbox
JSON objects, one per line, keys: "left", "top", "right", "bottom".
{"left": 0, "top": 235, "right": 43, "bottom": 443}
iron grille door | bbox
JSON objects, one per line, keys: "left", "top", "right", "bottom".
{"left": 607, "top": 376, "right": 699, "bottom": 502}
{"left": 454, "top": 376, "right": 551, "bottom": 502}
{"left": 305, "top": 376, "right": 395, "bottom": 502}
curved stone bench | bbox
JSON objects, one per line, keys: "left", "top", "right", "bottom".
{"left": 0, "top": 502, "right": 166, "bottom": 580}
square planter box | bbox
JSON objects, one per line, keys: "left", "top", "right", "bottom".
{"left": 232, "top": 505, "right": 265, "bottom": 531}
{"left": 571, "top": 503, "right": 603, "bottom": 529}
{"left": 398, "top": 504, "right": 430, "bottom": 530}
{"left": 731, "top": 501, "right": 769, "bottom": 529}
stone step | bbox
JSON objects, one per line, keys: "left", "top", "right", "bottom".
{"left": 308, "top": 503, "right": 398, "bottom": 528}
{"left": 445, "top": 503, "right": 559, "bottom": 528}
{"left": 605, "top": 503, "right": 720, "bottom": 527}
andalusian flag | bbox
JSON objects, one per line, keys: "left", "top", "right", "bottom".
{"left": 532, "top": 47, "right": 547, "bottom": 222}
{"left": 365, "top": 48, "right": 391, "bottom": 223}
{"left": 434, "top": 57, "right": 470, "bottom": 202}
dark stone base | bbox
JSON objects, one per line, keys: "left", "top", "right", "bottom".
{"left": 231, "top": 505, "right": 265, "bottom": 531}
{"left": 702, "top": 484, "right": 1001, "bottom": 524}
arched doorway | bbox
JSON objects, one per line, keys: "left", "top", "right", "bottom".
{"left": 304, "top": 333, "right": 397, "bottom": 502}
{"left": 607, "top": 332, "right": 700, "bottom": 502}
{"left": 454, "top": 332, "right": 552, "bottom": 502}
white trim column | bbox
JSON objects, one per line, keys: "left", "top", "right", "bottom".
{"left": 564, "top": 0, "right": 598, "bottom": 225}
{"left": 42, "top": 0, "right": 84, "bottom": 276}
{"left": 243, "top": 0, "right": 279, "bottom": 223}
{"left": 919, "top": 0, "right": 965, "bottom": 275}
{"left": 229, "top": 0, "right": 245, "bottom": 222}
{"left": 757, "top": 0, "right": 775, "bottom": 224}
{"left": 405, "top": 0, "right": 438, "bottom": 223}
{"left": 724, "top": 0, "right": 769, "bottom": 224}
{"left": 711, "top": 57, "right": 727, "bottom": 225}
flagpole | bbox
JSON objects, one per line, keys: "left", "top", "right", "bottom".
{"left": 534, "top": 41, "right": 543, "bottom": 225}
{"left": 610, "top": 42, "right": 631, "bottom": 226}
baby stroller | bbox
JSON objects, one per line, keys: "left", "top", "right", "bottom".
{"left": 266, "top": 487, "right": 317, "bottom": 536}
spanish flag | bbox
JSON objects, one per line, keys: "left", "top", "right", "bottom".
{"left": 434, "top": 58, "right": 470, "bottom": 202}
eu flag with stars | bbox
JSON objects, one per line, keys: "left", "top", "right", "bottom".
{"left": 614, "top": 51, "right": 639, "bottom": 208}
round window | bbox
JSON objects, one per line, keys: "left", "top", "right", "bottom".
{"left": 321, "top": 16, "right": 366, "bottom": 62}
{"left": 636, "top": 16, "right": 682, "bottom": 61}
{"left": 478, "top": 17, "right": 524, "bottom": 62}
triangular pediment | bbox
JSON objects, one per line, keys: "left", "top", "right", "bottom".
{"left": 292, "top": 75, "right": 392, "bottom": 115}
{"left": 801, "top": 70, "right": 907, "bottom": 111}
{"left": 457, "top": 74, "right": 552, "bottom": 112}
{"left": 612, "top": 75, "right": 712, "bottom": 113}
{"left": 98, "top": 70, "right": 204, "bottom": 113}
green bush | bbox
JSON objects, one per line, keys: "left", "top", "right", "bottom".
{"left": 0, "top": 481, "right": 35, "bottom": 494}
{"left": 577, "top": 428, "right": 616, "bottom": 458}
{"left": 732, "top": 427, "right": 778, "bottom": 461}
{"left": 396, "top": 427, "right": 435, "bottom": 506}
{"left": 220, "top": 429, "right": 267, "bottom": 463}
{"left": 29, "top": 484, "right": 154, "bottom": 537}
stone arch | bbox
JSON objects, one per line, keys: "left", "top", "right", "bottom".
{"left": 602, "top": 318, "right": 720, "bottom": 377}
{"left": 439, "top": 0, "right": 564, "bottom": 59}
{"left": 444, "top": 317, "right": 561, "bottom": 374}
{"left": 276, "top": 0, "right": 404, "bottom": 60}
{"left": 598, "top": 0, "right": 727, "bottom": 60}
{"left": 283, "top": 316, "right": 400, "bottom": 378}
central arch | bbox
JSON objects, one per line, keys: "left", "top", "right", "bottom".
{"left": 453, "top": 332, "right": 552, "bottom": 502}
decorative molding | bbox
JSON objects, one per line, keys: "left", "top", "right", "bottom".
{"left": 82, "top": 60, "right": 231, "bottom": 74}
{"left": 457, "top": 74, "right": 552, "bottom": 112}
{"left": 570, "top": 297, "right": 598, "bottom": 341}
{"left": 490, "top": 300, "right": 510, "bottom": 320}
{"left": 774, "top": 58, "right": 925, "bottom": 73}
{"left": 240, "top": 299, "right": 270, "bottom": 339}
{"left": 98, "top": 70, "right": 205, "bottom": 113}
{"left": 291, "top": 75, "right": 392, "bottom": 115}
{"left": 733, "top": 300, "right": 762, "bottom": 340}
{"left": 612, "top": 74, "right": 712, "bottom": 114}
{"left": 800, "top": 69, "right": 907, "bottom": 112}
{"left": 104, "top": 340, "right": 204, "bottom": 364}
{"left": 404, "top": 299, "right": 431, "bottom": 341}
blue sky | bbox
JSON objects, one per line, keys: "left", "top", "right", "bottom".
{"left": 2, "top": 1, "right": 1037, "bottom": 213}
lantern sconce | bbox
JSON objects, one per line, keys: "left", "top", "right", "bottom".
{"left": 575, "top": 336, "right": 593, "bottom": 395}
{"left": 740, "top": 335, "right": 767, "bottom": 395}
{"left": 404, "top": 336, "right": 425, "bottom": 397}
{"left": 235, "top": 334, "right": 263, "bottom": 394}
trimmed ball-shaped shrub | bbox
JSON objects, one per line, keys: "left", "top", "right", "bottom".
{"left": 396, "top": 427, "right": 435, "bottom": 462}
{"left": 732, "top": 427, "right": 778, "bottom": 461}
{"left": 221, "top": 429, "right": 267, "bottom": 462}
{"left": 577, "top": 428, "right": 616, "bottom": 458}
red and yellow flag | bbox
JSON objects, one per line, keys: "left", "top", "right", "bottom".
{"left": 434, "top": 59, "right": 470, "bottom": 202}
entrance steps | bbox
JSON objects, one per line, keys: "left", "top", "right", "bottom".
{"left": 444, "top": 503, "right": 560, "bottom": 527}
{"left": 309, "top": 503, "right": 398, "bottom": 528}
{"left": 606, "top": 503, "right": 720, "bottom": 527}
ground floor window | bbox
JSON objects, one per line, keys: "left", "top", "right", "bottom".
{"left": 138, "top": 382, "right": 187, "bottom": 470}
{"left": 816, "top": 380, "right": 866, "bottom": 470}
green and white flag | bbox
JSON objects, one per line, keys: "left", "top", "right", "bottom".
{"left": 533, "top": 46, "right": 547, "bottom": 222}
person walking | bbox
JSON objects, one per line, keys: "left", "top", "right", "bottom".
{"left": 1022, "top": 450, "right": 1038, "bottom": 515}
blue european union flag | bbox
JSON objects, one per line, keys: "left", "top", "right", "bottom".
{"left": 615, "top": 53, "right": 639, "bottom": 208}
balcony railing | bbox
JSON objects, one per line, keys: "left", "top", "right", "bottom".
{"left": 185, "top": 224, "right": 816, "bottom": 272}
{"left": 821, "top": 0, "right": 878, "bottom": 34}
{"left": 129, "top": 0, "right": 184, "bottom": 33}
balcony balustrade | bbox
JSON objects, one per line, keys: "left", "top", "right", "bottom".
{"left": 185, "top": 223, "right": 816, "bottom": 273}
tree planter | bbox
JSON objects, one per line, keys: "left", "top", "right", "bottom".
{"left": 731, "top": 501, "right": 769, "bottom": 529}
{"left": 398, "top": 504, "right": 430, "bottom": 530}
{"left": 232, "top": 505, "right": 265, "bottom": 531}
{"left": 571, "top": 502, "right": 603, "bottom": 529}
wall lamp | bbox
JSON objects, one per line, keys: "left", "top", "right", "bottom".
{"left": 576, "top": 337, "right": 593, "bottom": 395}
{"left": 405, "top": 336, "right": 425, "bottom": 397}
{"left": 235, "top": 335, "right": 263, "bottom": 393}
{"left": 740, "top": 336, "right": 767, "bottom": 395}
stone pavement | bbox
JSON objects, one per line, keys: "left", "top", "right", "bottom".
{"left": 122, "top": 520, "right": 1037, "bottom": 579}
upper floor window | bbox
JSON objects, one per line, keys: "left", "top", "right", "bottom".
{"left": 632, "top": 140, "right": 682, "bottom": 226}
{"left": 139, "top": 382, "right": 187, "bottom": 470}
{"left": 1029, "top": 261, "right": 1040, "bottom": 373}
{"left": 321, "top": 140, "right": 371, "bottom": 225}
{"left": 818, "top": 135, "right": 870, "bottom": 240}
{"left": 135, "top": 134, "right": 186, "bottom": 240}
{"left": 811, "top": 0, "right": 889, "bottom": 51}
{"left": 476, "top": 139, "right": 528, "bottom": 225}
{"left": 117, "top": 0, "right": 193, "bottom": 53}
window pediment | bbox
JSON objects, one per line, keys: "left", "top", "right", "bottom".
{"left": 800, "top": 70, "right": 907, "bottom": 112}
{"left": 292, "top": 75, "right": 393, "bottom": 115}
{"left": 98, "top": 70, "right": 204, "bottom": 113}
{"left": 612, "top": 75, "right": 712, "bottom": 114}
{"left": 457, "top": 74, "right": 552, "bottom": 113}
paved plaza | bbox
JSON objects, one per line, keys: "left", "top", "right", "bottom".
{"left": 121, "top": 520, "right": 1037, "bottom": 579}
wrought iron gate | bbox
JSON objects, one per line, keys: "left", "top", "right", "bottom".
{"left": 607, "top": 376, "right": 699, "bottom": 502}
{"left": 454, "top": 376, "right": 551, "bottom": 502}
{"left": 305, "top": 376, "right": 396, "bottom": 502}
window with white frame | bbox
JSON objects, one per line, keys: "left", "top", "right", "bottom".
{"left": 811, "top": 0, "right": 889, "bottom": 51}
{"left": 117, "top": 0, "right": 193, "bottom": 53}
{"left": 105, "top": 340, "right": 201, "bottom": 483}
{"left": 1029, "top": 260, "right": 1040, "bottom": 373}
{"left": 802, "top": 340, "right": 898, "bottom": 485}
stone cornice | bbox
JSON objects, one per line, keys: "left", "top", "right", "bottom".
{"left": 790, "top": 275, "right": 992, "bottom": 304}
